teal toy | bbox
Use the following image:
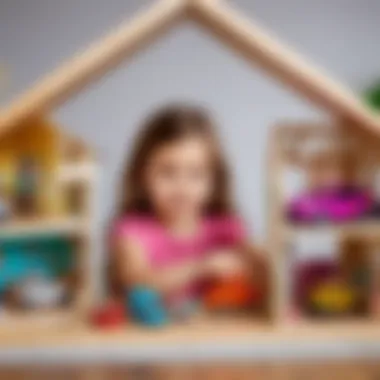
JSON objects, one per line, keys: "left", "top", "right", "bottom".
{"left": 0, "top": 235, "right": 74, "bottom": 296}
{"left": 127, "top": 287, "right": 168, "bottom": 327}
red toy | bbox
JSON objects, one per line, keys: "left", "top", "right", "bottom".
{"left": 203, "top": 276, "right": 263, "bottom": 311}
{"left": 91, "top": 300, "right": 126, "bottom": 328}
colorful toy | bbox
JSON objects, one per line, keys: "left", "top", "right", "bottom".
{"left": 294, "top": 259, "right": 360, "bottom": 316}
{"left": 7, "top": 276, "right": 68, "bottom": 310}
{"left": 0, "top": 236, "right": 74, "bottom": 297}
{"left": 203, "top": 276, "right": 263, "bottom": 311}
{"left": 294, "top": 260, "right": 339, "bottom": 312}
{"left": 309, "top": 279, "right": 357, "bottom": 315}
{"left": 127, "top": 287, "right": 169, "bottom": 327}
{"left": 287, "top": 186, "right": 373, "bottom": 223}
{"left": 91, "top": 300, "right": 126, "bottom": 328}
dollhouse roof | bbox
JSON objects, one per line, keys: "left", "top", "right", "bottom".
{"left": 0, "top": 0, "right": 379, "bottom": 137}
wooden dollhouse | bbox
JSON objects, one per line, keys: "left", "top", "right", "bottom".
{"left": 1, "top": 0, "right": 380, "bottom": 346}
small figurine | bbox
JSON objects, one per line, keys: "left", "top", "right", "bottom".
{"left": 14, "top": 157, "right": 40, "bottom": 217}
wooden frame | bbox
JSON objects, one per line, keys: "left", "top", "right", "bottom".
{"left": 1, "top": 0, "right": 380, "bottom": 346}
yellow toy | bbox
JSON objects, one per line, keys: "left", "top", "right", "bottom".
{"left": 310, "top": 280, "right": 357, "bottom": 315}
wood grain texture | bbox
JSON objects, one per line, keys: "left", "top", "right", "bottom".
{"left": 1, "top": 316, "right": 380, "bottom": 348}
{"left": 1, "top": 362, "right": 380, "bottom": 380}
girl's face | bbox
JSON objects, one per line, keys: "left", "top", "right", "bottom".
{"left": 144, "top": 136, "right": 214, "bottom": 222}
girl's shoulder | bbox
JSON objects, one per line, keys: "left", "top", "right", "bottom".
{"left": 113, "top": 213, "right": 160, "bottom": 240}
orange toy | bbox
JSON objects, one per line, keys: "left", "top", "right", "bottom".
{"left": 204, "top": 276, "right": 263, "bottom": 310}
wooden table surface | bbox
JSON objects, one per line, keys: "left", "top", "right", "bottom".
{"left": 1, "top": 362, "right": 380, "bottom": 380}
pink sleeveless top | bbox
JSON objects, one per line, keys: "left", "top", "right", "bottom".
{"left": 114, "top": 214, "right": 246, "bottom": 303}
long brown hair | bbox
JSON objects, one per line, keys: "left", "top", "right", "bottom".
{"left": 117, "top": 104, "right": 234, "bottom": 218}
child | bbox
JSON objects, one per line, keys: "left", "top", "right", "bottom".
{"left": 111, "top": 104, "right": 263, "bottom": 323}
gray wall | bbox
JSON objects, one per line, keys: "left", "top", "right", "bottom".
{"left": 1, "top": 0, "right": 380, "bottom": 290}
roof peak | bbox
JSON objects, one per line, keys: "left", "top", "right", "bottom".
{"left": 1, "top": 0, "right": 379, "bottom": 136}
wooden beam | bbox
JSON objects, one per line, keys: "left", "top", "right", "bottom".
{"left": 266, "top": 126, "right": 287, "bottom": 324}
{"left": 0, "top": 0, "right": 187, "bottom": 135}
{"left": 190, "top": 0, "right": 380, "bottom": 135}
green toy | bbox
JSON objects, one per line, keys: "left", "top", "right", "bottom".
{"left": 364, "top": 81, "right": 380, "bottom": 112}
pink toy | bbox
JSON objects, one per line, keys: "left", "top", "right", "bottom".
{"left": 287, "top": 186, "right": 374, "bottom": 223}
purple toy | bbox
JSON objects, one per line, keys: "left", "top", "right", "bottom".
{"left": 287, "top": 186, "right": 374, "bottom": 223}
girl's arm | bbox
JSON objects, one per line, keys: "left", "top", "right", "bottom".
{"left": 115, "top": 236, "right": 205, "bottom": 295}
{"left": 114, "top": 236, "right": 247, "bottom": 295}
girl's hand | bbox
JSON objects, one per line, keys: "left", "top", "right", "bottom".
{"left": 201, "top": 251, "right": 246, "bottom": 279}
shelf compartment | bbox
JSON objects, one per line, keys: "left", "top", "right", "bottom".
{"left": 284, "top": 221, "right": 380, "bottom": 241}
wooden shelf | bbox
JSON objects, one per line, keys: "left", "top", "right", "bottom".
{"left": 1, "top": 314, "right": 380, "bottom": 348}
{"left": 285, "top": 220, "right": 380, "bottom": 240}
{"left": 57, "top": 162, "right": 98, "bottom": 183}
{"left": 0, "top": 309, "right": 77, "bottom": 334}
{"left": 283, "top": 318, "right": 380, "bottom": 336}
{"left": 0, "top": 217, "right": 88, "bottom": 239}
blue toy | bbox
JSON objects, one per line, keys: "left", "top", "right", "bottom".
{"left": 127, "top": 287, "right": 168, "bottom": 327}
